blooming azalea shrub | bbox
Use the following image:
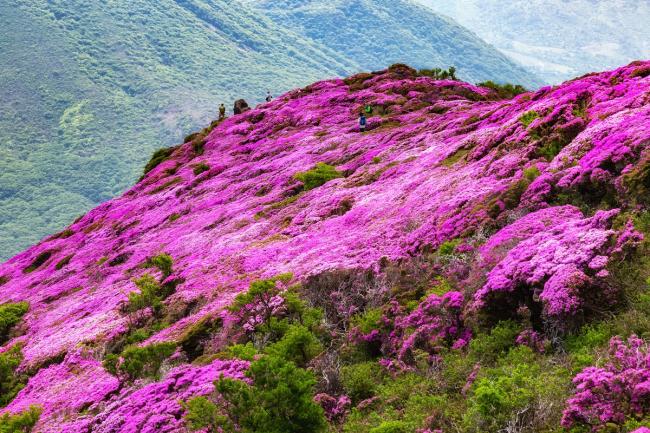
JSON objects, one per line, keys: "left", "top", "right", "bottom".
{"left": 562, "top": 335, "right": 650, "bottom": 431}
{"left": 349, "top": 291, "right": 467, "bottom": 365}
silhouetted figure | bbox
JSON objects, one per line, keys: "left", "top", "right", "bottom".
{"left": 233, "top": 99, "right": 250, "bottom": 115}
{"left": 359, "top": 112, "right": 367, "bottom": 132}
{"left": 265, "top": 91, "right": 273, "bottom": 103}
{"left": 218, "top": 103, "right": 226, "bottom": 121}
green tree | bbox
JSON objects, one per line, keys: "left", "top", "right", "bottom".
{"left": 192, "top": 355, "right": 326, "bottom": 433}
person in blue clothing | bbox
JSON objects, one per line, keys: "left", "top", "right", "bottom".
{"left": 359, "top": 112, "right": 367, "bottom": 132}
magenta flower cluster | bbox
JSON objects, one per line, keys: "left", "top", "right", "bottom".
{"left": 562, "top": 335, "right": 650, "bottom": 429}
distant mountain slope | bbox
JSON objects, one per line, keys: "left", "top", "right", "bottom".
{"left": 416, "top": 0, "right": 650, "bottom": 84}
{"left": 0, "top": 0, "right": 355, "bottom": 261}
{"left": 244, "top": 0, "right": 542, "bottom": 88}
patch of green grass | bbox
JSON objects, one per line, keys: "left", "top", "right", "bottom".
{"left": 23, "top": 250, "right": 55, "bottom": 273}
{"left": 192, "top": 163, "right": 210, "bottom": 176}
{"left": 442, "top": 148, "right": 470, "bottom": 167}
{"left": 520, "top": 110, "right": 540, "bottom": 127}
{"left": 293, "top": 163, "right": 344, "bottom": 191}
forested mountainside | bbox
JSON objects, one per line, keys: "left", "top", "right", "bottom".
{"left": 0, "top": 62, "right": 649, "bottom": 432}
{"left": 244, "top": 0, "right": 541, "bottom": 88}
{"left": 0, "top": 0, "right": 540, "bottom": 261}
{"left": 418, "top": 0, "right": 650, "bottom": 84}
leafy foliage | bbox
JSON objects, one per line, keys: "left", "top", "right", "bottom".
{"left": 478, "top": 80, "right": 528, "bottom": 99}
{"left": 0, "top": 345, "right": 28, "bottom": 407}
{"left": 103, "top": 342, "right": 176, "bottom": 381}
{"left": 187, "top": 355, "right": 327, "bottom": 433}
{"left": 293, "top": 163, "right": 344, "bottom": 191}
{"left": 0, "top": 302, "right": 28, "bottom": 344}
{"left": 0, "top": 406, "right": 41, "bottom": 433}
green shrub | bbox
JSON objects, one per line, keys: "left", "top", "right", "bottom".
{"left": 0, "top": 345, "right": 28, "bottom": 407}
{"left": 23, "top": 250, "right": 54, "bottom": 273}
{"left": 341, "top": 361, "right": 382, "bottom": 403}
{"left": 438, "top": 239, "right": 461, "bottom": 255}
{"left": 369, "top": 421, "right": 409, "bottom": 433}
{"left": 146, "top": 253, "right": 174, "bottom": 279}
{"left": 55, "top": 254, "right": 74, "bottom": 270}
{"left": 523, "top": 166, "right": 541, "bottom": 182}
{"left": 192, "top": 163, "right": 210, "bottom": 176}
{"left": 537, "top": 138, "right": 566, "bottom": 161}
{"left": 0, "top": 302, "right": 28, "bottom": 344}
{"left": 142, "top": 146, "right": 177, "bottom": 176}
{"left": 468, "top": 321, "right": 521, "bottom": 364}
{"left": 293, "top": 163, "right": 343, "bottom": 191}
{"left": 184, "top": 396, "right": 225, "bottom": 432}
{"left": 128, "top": 274, "right": 165, "bottom": 314}
{"left": 520, "top": 110, "right": 540, "bottom": 127}
{"left": 463, "top": 346, "right": 569, "bottom": 433}
{"left": 104, "top": 342, "right": 176, "bottom": 381}
{"left": 266, "top": 325, "right": 322, "bottom": 367}
{"left": 214, "top": 355, "right": 326, "bottom": 433}
{"left": 220, "top": 342, "right": 257, "bottom": 361}
{"left": 478, "top": 81, "right": 528, "bottom": 99}
{"left": 0, "top": 405, "right": 41, "bottom": 433}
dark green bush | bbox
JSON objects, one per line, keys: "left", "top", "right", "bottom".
{"left": 184, "top": 396, "right": 224, "bottom": 432}
{"left": 146, "top": 253, "right": 174, "bottom": 279}
{"left": 193, "top": 163, "right": 210, "bottom": 176}
{"left": 478, "top": 81, "right": 528, "bottom": 99}
{"left": 0, "top": 345, "right": 28, "bottom": 407}
{"left": 293, "top": 163, "right": 343, "bottom": 191}
{"left": 23, "top": 250, "right": 54, "bottom": 273}
{"left": 142, "top": 146, "right": 178, "bottom": 176}
{"left": 55, "top": 254, "right": 74, "bottom": 270}
{"left": 266, "top": 324, "right": 322, "bottom": 367}
{"left": 214, "top": 355, "right": 326, "bottom": 433}
{"left": 463, "top": 346, "right": 569, "bottom": 433}
{"left": 341, "top": 361, "right": 382, "bottom": 403}
{"left": 0, "top": 302, "right": 28, "bottom": 344}
{"left": 0, "top": 405, "right": 41, "bottom": 432}
{"left": 128, "top": 274, "right": 165, "bottom": 314}
{"left": 104, "top": 342, "right": 176, "bottom": 381}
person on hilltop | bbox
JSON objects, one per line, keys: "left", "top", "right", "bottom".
{"left": 218, "top": 103, "right": 226, "bottom": 121}
{"left": 265, "top": 91, "right": 273, "bottom": 103}
{"left": 359, "top": 112, "right": 367, "bottom": 133}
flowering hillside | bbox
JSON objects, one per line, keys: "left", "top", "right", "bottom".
{"left": 0, "top": 62, "right": 649, "bottom": 432}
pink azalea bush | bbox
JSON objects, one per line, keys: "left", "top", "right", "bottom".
{"left": 562, "top": 335, "right": 650, "bottom": 430}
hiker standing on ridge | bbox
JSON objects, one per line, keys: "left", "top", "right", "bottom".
{"left": 359, "top": 112, "right": 367, "bottom": 133}
{"left": 218, "top": 103, "right": 226, "bottom": 121}
{"left": 265, "top": 91, "right": 273, "bottom": 103}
